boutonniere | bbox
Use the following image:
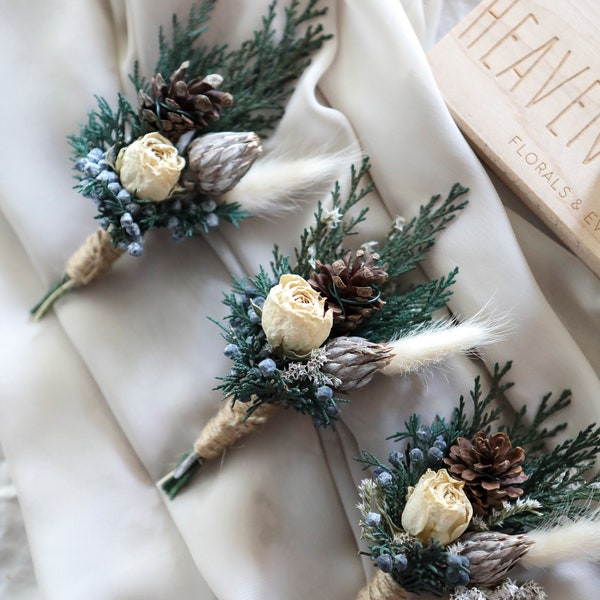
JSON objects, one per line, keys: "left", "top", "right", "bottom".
{"left": 356, "top": 361, "right": 600, "bottom": 599}
{"left": 32, "top": 0, "right": 333, "bottom": 320}
{"left": 161, "top": 158, "right": 499, "bottom": 497}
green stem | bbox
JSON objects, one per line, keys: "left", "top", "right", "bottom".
{"left": 160, "top": 451, "right": 203, "bottom": 500}
{"left": 31, "top": 276, "right": 77, "bottom": 321}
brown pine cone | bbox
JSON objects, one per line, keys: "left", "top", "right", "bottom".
{"left": 309, "top": 250, "right": 388, "bottom": 334}
{"left": 139, "top": 61, "right": 233, "bottom": 143}
{"left": 444, "top": 431, "right": 527, "bottom": 516}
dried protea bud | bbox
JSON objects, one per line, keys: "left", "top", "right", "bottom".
{"left": 139, "top": 61, "right": 234, "bottom": 143}
{"left": 444, "top": 431, "right": 527, "bottom": 516}
{"left": 456, "top": 531, "right": 533, "bottom": 586}
{"left": 309, "top": 250, "right": 388, "bottom": 334}
{"left": 181, "top": 131, "right": 262, "bottom": 195}
{"left": 322, "top": 336, "right": 393, "bottom": 392}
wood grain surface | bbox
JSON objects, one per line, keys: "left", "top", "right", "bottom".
{"left": 428, "top": 0, "right": 600, "bottom": 278}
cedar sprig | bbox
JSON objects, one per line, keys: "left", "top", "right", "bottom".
{"left": 154, "top": 1, "right": 217, "bottom": 80}
{"left": 354, "top": 267, "right": 458, "bottom": 342}
{"left": 377, "top": 183, "right": 469, "bottom": 281}
{"left": 500, "top": 389, "right": 570, "bottom": 449}
{"left": 294, "top": 156, "right": 373, "bottom": 278}
{"left": 148, "top": 0, "right": 332, "bottom": 138}
{"left": 68, "top": 94, "right": 145, "bottom": 158}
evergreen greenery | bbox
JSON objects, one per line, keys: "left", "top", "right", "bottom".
{"left": 214, "top": 156, "right": 468, "bottom": 427}
{"left": 67, "top": 0, "right": 332, "bottom": 250}
{"left": 356, "top": 361, "right": 600, "bottom": 594}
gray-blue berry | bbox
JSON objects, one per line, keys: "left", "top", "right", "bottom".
{"left": 84, "top": 162, "right": 101, "bottom": 178}
{"left": 99, "top": 217, "right": 110, "bottom": 230}
{"left": 96, "top": 169, "right": 118, "bottom": 183}
{"left": 75, "top": 158, "right": 88, "bottom": 172}
{"left": 409, "top": 447, "right": 424, "bottom": 464}
{"left": 325, "top": 402, "right": 339, "bottom": 418}
{"left": 393, "top": 554, "right": 408, "bottom": 572}
{"left": 252, "top": 296, "right": 265, "bottom": 309}
{"left": 108, "top": 182, "right": 122, "bottom": 196}
{"left": 365, "top": 512, "right": 381, "bottom": 528}
{"left": 447, "top": 553, "right": 469, "bottom": 569}
{"left": 201, "top": 198, "right": 217, "bottom": 213}
{"left": 117, "top": 189, "right": 132, "bottom": 203}
{"left": 206, "top": 212, "right": 220, "bottom": 228}
{"left": 375, "top": 554, "right": 393, "bottom": 573}
{"left": 258, "top": 358, "right": 277, "bottom": 377}
{"left": 428, "top": 446, "right": 444, "bottom": 465}
{"left": 224, "top": 344, "right": 240, "bottom": 359}
{"left": 316, "top": 386, "right": 333, "bottom": 401}
{"left": 168, "top": 216, "right": 180, "bottom": 229}
{"left": 434, "top": 436, "right": 447, "bottom": 451}
{"left": 120, "top": 213, "right": 133, "bottom": 228}
{"left": 127, "top": 242, "right": 143, "bottom": 257}
{"left": 376, "top": 471, "right": 393, "bottom": 487}
{"left": 87, "top": 148, "right": 104, "bottom": 162}
{"left": 416, "top": 425, "right": 431, "bottom": 442}
{"left": 125, "top": 202, "right": 140, "bottom": 216}
{"left": 247, "top": 306, "right": 261, "bottom": 324}
{"left": 388, "top": 450, "right": 403, "bottom": 468}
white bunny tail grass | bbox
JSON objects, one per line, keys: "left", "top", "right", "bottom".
{"left": 522, "top": 514, "right": 600, "bottom": 569}
{"left": 380, "top": 311, "right": 508, "bottom": 377}
{"left": 221, "top": 146, "right": 363, "bottom": 218}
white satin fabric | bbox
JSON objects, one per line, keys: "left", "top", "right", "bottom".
{"left": 1, "top": 1, "right": 599, "bottom": 599}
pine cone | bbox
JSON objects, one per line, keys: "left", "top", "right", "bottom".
{"left": 322, "top": 336, "right": 393, "bottom": 392}
{"left": 181, "top": 131, "right": 262, "bottom": 195}
{"left": 457, "top": 531, "right": 533, "bottom": 587}
{"left": 139, "top": 61, "right": 233, "bottom": 143}
{"left": 309, "top": 250, "right": 388, "bottom": 334}
{"left": 444, "top": 432, "right": 527, "bottom": 516}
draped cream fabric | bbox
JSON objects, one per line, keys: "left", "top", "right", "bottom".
{"left": 1, "top": 1, "right": 599, "bottom": 599}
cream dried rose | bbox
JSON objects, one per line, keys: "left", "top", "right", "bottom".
{"left": 401, "top": 468, "right": 472, "bottom": 546}
{"left": 261, "top": 274, "right": 333, "bottom": 357}
{"left": 116, "top": 132, "right": 185, "bottom": 201}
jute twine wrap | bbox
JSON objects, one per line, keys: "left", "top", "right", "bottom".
{"left": 193, "top": 398, "right": 281, "bottom": 460}
{"left": 358, "top": 571, "right": 411, "bottom": 600}
{"left": 65, "top": 227, "right": 123, "bottom": 286}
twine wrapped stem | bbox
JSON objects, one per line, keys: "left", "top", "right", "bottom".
{"left": 31, "top": 228, "right": 123, "bottom": 320}
{"left": 357, "top": 571, "right": 411, "bottom": 600}
{"left": 161, "top": 398, "right": 281, "bottom": 498}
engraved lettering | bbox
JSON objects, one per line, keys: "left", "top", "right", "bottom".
{"left": 547, "top": 80, "right": 600, "bottom": 140}
{"left": 459, "top": 0, "right": 520, "bottom": 48}
{"left": 480, "top": 14, "right": 538, "bottom": 70}
{"left": 526, "top": 51, "right": 590, "bottom": 108}
{"left": 496, "top": 36, "right": 559, "bottom": 92}
{"left": 583, "top": 211, "right": 600, "bottom": 227}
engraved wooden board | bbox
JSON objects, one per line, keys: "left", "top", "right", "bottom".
{"left": 428, "top": 0, "right": 600, "bottom": 278}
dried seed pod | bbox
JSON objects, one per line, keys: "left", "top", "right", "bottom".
{"left": 182, "top": 131, "right": 262, "bottom": 195}
{"left": 323, "top": 336, "right": 393, "bottom": 392}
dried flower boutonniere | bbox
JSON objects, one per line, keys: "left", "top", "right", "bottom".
{"left": 32, "top": 0, "right": 337, "bottom": 320}
{"left": 356, "top": 361, "right": 600, "bottom": 599}
{"left": 160, "top": 158, "right": 500, "bottom": 497}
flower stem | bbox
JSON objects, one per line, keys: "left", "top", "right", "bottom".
{"left": 30, "top": 276, "right": 77, "bottom": 321}
{"left": 160, "top": 451, "right": 203, "bottom": 499}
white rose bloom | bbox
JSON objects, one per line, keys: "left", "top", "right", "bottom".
{"left": 401, "top": 468, "right": 473, "bottom": 546}
{"left": 261, "top": 274, "right": 333, "bottom": 357}
{"left": 116, "top": 132, "right": 185, "bottom": 202}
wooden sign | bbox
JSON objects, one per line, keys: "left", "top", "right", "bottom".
{"left": 428, "top": 0, "right": 600, "bottom": 278}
